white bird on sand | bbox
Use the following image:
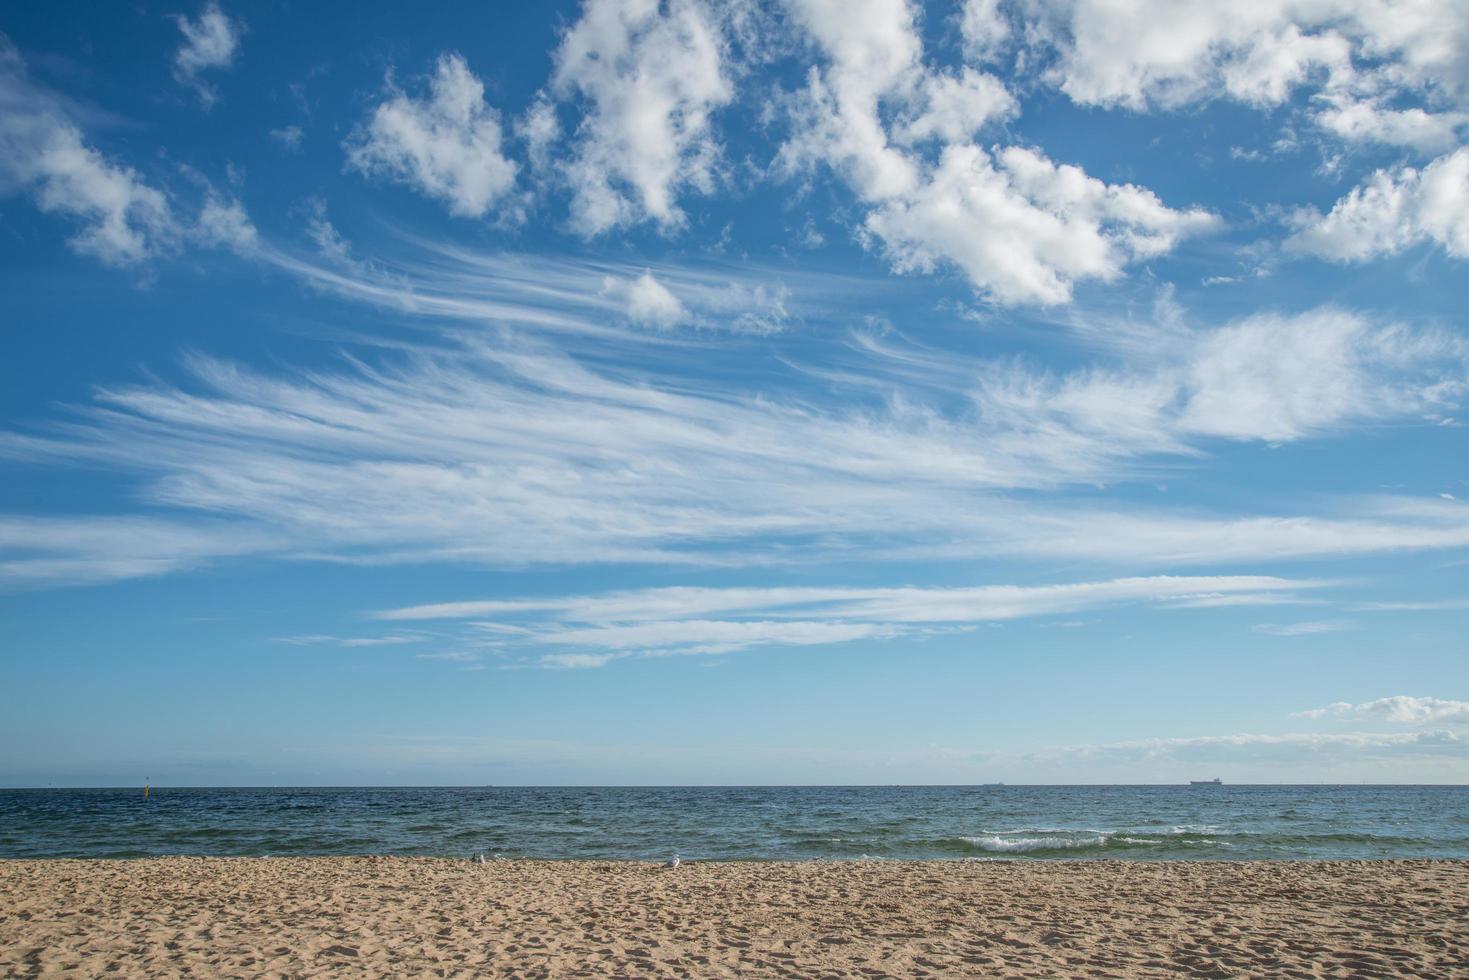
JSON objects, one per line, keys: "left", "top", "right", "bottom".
{"left": 474, "top": 852, "right": 486, "bottom": 864}
{"left": 664, "top": 854, "right": 680, "bottom": 868}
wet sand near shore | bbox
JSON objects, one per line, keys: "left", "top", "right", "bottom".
{"left": 2, "top": 857, "right": 1466, "bottom": 977}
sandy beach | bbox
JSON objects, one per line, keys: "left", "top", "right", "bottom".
{"left": 1, "top": 858, "right": 1465, "bottom": 977}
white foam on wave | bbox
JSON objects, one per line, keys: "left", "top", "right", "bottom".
{"left": 962, "top": 834, "right": 1109, "bottom": 852}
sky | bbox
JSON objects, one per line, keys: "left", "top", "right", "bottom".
{"left": 1, "top": 0, "right": 1467, "bottom": 786}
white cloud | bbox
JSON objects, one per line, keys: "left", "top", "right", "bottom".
{"left": 275, "top": 634, "right": 423, "bottom": 648}
{"left": 549, "top": 0, "right": 735, "bottom": 235}
{"left": 1026, "top": 0, "right": 1352, "bottom": 110}
{"left": 601, "top": 270, "right": 688, "bottom": 327}
{"left": 0, "top": 40, "right": 258, "bottom": 267}
{"left": 779, "top": 0, "right": 1213, "bottom": 305}
{"left": 1003, "top": 0, "right": 1469, "bottom": 175}
{"left": 1020, "top": 0, "right": 1469, "bottom": 126}
{"left": 516, "top": 94, "right": 560, "bottom": 172}
{"left": 538, "top": 652, "right": 619, "bottom": 670}
{"left": 270, "top": 125, "right": 304, "bottom": 151}
{"left": 1252, "top": 620, "right": 1351, "bottom": 636}
{"left": 1314, "top": 101, "right": 1467, "bottom": 153}
{"left": 346, "top": 53, "right": 518, "bottom": 219}
{"left": 899, "top": 69, "right": 1017, "bottom": 145}
{"left": 27, "top": 128, "right": 179, "bottom": 266}
{"left": 960, "top": 0, "right": 1011, "bottom": 63}
{"left": 262, "top": 240, "right": 798, "bottom": 338}
{"left": 1178, "top": 309, "right": 1467, "bottom": 442}
{"left": 865, "top": 144, "right": 1218, "bottom": 305}
{"left": 1286, "top": 147, "right": 1469, "bottom": 261}
{"left": 546, "top": 618, "right": 898, "bottom": 656}
{"left": 1293, "top": 696, "right": 1469, "bottom": 724}
{"left": 0, "top": 515, "right": 271, "bottom": 587}
{"left": 0, "top": 42, "right": 178, "bottom": 265}
{"left": 1351, "top": 599, "right": 1469, "bottom": 611}
{"left": 173, "top": 2, "right": 243, "bottom": 108}
{"left": 379, "top": 575, "right": 1320, "bottom": 623}
{"left": 372, "top": 574, "right": 1322, "bottom": 667}
{"left": 195, "top": 193, "right": 257, "bottom": 253}
{"left": 1062, "top": 728, "right": 1468, "bottom": 765}
{"left": 6, "top": 285, "right": 1469, "bottom": 585}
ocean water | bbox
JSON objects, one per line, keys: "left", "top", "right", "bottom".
{"left": 1, "top": 785, "right": 1465, "bottom": 861}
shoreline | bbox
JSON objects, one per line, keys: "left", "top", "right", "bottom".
{"left": 4, "top": 857, "right": 1466, "bottom": 977}
{"left": 4, "top": 854, "right": 1468, "bottom": 863}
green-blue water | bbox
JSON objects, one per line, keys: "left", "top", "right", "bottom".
{"left": 2, "top": 785, "right": 1465, "bottom": 861}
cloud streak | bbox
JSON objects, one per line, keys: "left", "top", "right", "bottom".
{"left": 366, "top": 574, "right": 1329, "bottom": 667}
{"left": 1293, "top": 696, "right": 1469, "bottom": 724}
{"left": 4, "top": 281, "right": 1469, "bottom": 587}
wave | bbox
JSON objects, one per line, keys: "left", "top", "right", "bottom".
{"left": 957, "top": 829, "right": 1228, "bottom": 855}
{"left": 961, "top": 834, "right": 1114, "bottom": 853}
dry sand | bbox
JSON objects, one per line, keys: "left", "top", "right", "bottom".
{"left": 2, "top": 858, "right": 1466, "bottom": 978}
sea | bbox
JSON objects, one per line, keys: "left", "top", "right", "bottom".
{"left": 2, "top": 785, "right": 1466, "bottom": 861}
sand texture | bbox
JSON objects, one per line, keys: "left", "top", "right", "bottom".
{"left": 2, "top": 858, "right": 1466, "bottom": 978}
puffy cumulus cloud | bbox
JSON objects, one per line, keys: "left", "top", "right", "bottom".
{"left": 960, "top": 0, "right": 1011, "bottom": 63}
{"left": 0, "top": 39, "right": 251, "bottom": 267}
{"left": 867, "top": 144, "right": 1217, "bottom": 306}
{"left": 172, "top": 2, "right": 243, "bottom": 108}
{"left": 549, "top": 0, "right": 736, "bottom": 235}
{"left": 898, "top": 69, "right": 1017, "bottom": 145}
{"left": 24, "top": 127, "right": 178, "bottom": 266}
{"left": 1016, "top": 0, "right": 1469, "bottom": 150}
{"left": 1296, "top": 697, "right": 1469, "bottom": 724}
{"left": 1026, "top": 0, "right": 1352, "bottom": 109}
{"left": 195, "top": 193, "right": 258, "bottom": 254}
{"left": 346, "top": 53, "right": 518, "bottom": 219}
{"left": 1314, "top": 102, "right": 1468, "bottom": 154}
{"left": 601, "top": 270, "right": 689, "bottom": 327}
{"left": 1286, "top": 148, "right": 1469, "bottom": 261}
{"left": 780, "top": 0, "right": 927, "bottom": 201}
{"left": 779, "top": 0, "right": 1211, "bottom": 305}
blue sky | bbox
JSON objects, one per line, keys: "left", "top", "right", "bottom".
{"left": 2, "top": 0, "right": 1467, "bottom": 786}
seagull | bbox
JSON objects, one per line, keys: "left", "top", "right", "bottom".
{"left": 664, "top": 854, "right": 680, "bottom": 868}
{"left": 474, "top": 852, "right": 487, "bottom": 864}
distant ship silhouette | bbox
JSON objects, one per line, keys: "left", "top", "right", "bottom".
{"left": 1189, "top": 778, "right": 1223, "bottom": 785}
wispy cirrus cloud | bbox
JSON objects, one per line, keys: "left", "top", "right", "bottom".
{"left": 377, "top": 575, "right": 1324, "bottom": 623}
{"left": 1252, "top": 620, "right": 1352, "bottom": 637}
{"left": 262, "top": 236, "right": 802, "bottom": 338}
{"left": 369, "top": 574, "right": 1326, "bottom": 668}
{"left": 274, "top": 633, "right": 426, "bottom": 648}
{"left": 4, "top": 275, "right": 1469, "bottom": 588}
{"left": 0, "top": 514, "right": 272, "bottom": 588}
